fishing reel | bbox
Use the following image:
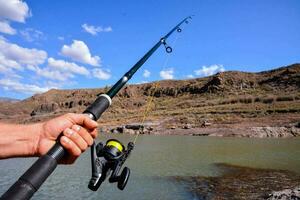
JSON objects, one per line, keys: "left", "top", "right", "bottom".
{"left": 88, "top": 139, "right": 134, "bottom": 191}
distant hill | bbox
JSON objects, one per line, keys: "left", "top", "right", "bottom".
{"left": 0, "top": 97, "right": 20, "bottom": 103}
{"left": 0, "top": 63, "right": 299, "bottom": 132}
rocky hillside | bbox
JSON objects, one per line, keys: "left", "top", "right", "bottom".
{"left": 0, "top": 63, "right": 299, "bottom": 137}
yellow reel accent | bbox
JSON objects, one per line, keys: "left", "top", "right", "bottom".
{"left": 107, "top": 140, "right": 123, "bottom": 152}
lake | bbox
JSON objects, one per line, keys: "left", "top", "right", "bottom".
{"left": 0, "top": 135, "right": 299, "bottom": 200}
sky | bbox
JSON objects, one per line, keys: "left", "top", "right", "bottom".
{"left": 0, "top": 0, "right": 299, "bottom": 99}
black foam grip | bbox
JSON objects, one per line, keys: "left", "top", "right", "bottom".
{"left": 1, "top": 155, "right": 57, "bottom": 200}
{"left": 83, "top": 95, "right": 110, "bottom": 120}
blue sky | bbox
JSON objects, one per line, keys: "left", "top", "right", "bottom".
{"left": 0, "top": 0, "right": 299, "bottom": 99}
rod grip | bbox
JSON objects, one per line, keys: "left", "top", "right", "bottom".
{"left": 84, "top": 94, "right": 111, "bottom": 120}
{"left": 1, "top": 154, "right": 58, "bottom": 200}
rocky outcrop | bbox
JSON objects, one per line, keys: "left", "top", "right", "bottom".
{"left": 260, "top": 67, "right": 300, "bottom": 91}
{"left": 31, "top": 103, "right": 60, "bottom": 116}
{"left": 265, "top": 187, "right": 300, "bottom": 200}
{"left": 175, "top": 164, "right": 300, "bottom": 200}
{"left": 108, "top": 123, "right": 154, "bottom": 135}
{"left": 199, "top": 75, "right": 224, "bottom": 93}
{"left": 249, "top": 126, "right": 300, "bottom": 138}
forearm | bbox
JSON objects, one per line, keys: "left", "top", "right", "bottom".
{"left": 0, "top": 123, "right": 42, "bottom": 159}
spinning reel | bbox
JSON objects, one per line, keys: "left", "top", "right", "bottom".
{"left": 88, "top": 139, "right": 134, "bottom": 191}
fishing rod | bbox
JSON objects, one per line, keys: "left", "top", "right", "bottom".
{"left": 1, "top": 16, "right": 192, "bottom": 200}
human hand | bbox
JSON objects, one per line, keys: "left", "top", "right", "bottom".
{"left": 35, "top": 113, "right": 98, "bottom": 164}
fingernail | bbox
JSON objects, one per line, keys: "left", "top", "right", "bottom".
{"left": 65, "top": 129, "right": 74, "bottom": 137}
{"left": 62, "top": 136, "right": 70, "bottom": 144}
{"left": 74, "top": 125, "right": 81, "bottom": 131}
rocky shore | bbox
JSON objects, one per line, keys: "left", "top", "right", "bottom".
{"left": 99, "top": 121, "right": 300, "bottom": 138}
{"left": 266, "top": 187, "right": 300, "bottom": 200}
{"left": 175, "top": 163, "right": 300, "bottom": 200}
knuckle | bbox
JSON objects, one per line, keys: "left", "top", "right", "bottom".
{"left": 63, "top": 128, "right": 69, "bottom": 134}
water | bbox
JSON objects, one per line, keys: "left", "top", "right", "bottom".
{"left": 0, "top": 135, "right": 299, "bottom": 199}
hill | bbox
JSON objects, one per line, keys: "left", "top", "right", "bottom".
{"left": 0, "top": 63, "right": 299, "bottom": 137}
{"left": 0, "top": 97, "right": 20, "bottom": 103}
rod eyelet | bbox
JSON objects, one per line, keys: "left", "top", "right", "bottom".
{"left": 166, "top": 46, "right": 172, "bottom": 53}
{"left": 177, "top": 28, "right": 182, "bottom": 32}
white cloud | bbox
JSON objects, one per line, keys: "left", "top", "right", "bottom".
{"left": 0, "top": 0, "right": 30, "bottom": 23}
{"left": 48, "top": 57, "right": 89, "bottom": 76}
{"left": 0, "top": 36, "right": 47, "bottom": 67}
{"left": 58, "top": 36, "right": 64, "bottom": 41}
{"left": 20, "top": 28, "right": 45, "bottom": 42}
{"left": 132, "top": 81, "right": 148, "bottom": 85}
{"left": 92, "top": 68, "right": 111, "bottom": 80}
{"left": 0, "top": 37, "right": 47, "bottom": 78}
{"left": 0, "top": 0, "right": 30, "bottom": 35}
{"left": 0, "top": 78, "right": 51, "bottom": 94}
{"left": 143, "top": 69, "right": 150, "bottom": 78}
{"left": 82, "top": 23, "right": 112, "bottom": 35}
{"left": 160, "top": 68, "right": 174, "bottom": 79}
{"left": 61, "top": 40, "right": 100, "bottom": 66}
{"left": 27, "top": 65, "right": 74, "bottom": 82}
{"left": 194, "top": 64, "right": 225, "bottom": 77}
{"left": 0, "top": 53, "right": 22, "bottom": 70}
{"left": 186, "top": 74, "right": 194, "bottom": 79}
{"left": 0, "top": 64, "right": 13, "bottom": 74}
{"left": 0, "top": 20, "right": 16, "bottom": 35}
{"left": 26, "top": 57, "right": 91, "bottom": 82}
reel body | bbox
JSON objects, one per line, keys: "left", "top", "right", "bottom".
{"left": 88, "top": 139, "right": 134, "bottom": 191}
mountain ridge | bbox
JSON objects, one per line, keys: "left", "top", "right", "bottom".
{"left": 0, "top": 63, "right": 299, "bottom": 137}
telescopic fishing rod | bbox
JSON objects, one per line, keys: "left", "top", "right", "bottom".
{"left": 1, "top": 16, "right": 192, "bottom": 200}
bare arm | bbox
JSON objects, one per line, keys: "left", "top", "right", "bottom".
{"left": 0, "top": 113, "right": 98, "bottom": 164}
{"left": 0, "top": 123, "right": 41, "bottom": 159}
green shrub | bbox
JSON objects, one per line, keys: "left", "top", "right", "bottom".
{"left": 254, "top": 97, "right": 262, "bottom": 102}
{"left": 262, "top": 97, "right": 274, "bottom": 104}
{"left": 239, "top": 97, "right": 253, "bottom": 104}
{"left": 276, "top": 95, "right": 294, "bottom": 102}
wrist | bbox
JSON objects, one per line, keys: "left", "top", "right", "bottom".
{"left": 29, "top": 122, "right": 44, "bottom": 157}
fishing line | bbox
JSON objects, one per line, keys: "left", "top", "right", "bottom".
{"left": 1, "top": 17, "right": 193, "bottom": 199}
{"left": 133, "top": 32, "right": 182, "bottom": 144}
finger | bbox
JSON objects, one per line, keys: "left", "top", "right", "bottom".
{"left": 90, "top": 128, "right": 98, "bottom": 139}
{"left": 72, "top": 125, "right": 93, "bottom": 146}
{"left": 63, "top": 128, "right": 87, "bottom": 152}
{"left": 60, "top": 136, "right": 82, "bottom": 157}
{"left": 66, "top": 113, "right": 98, "bottom": 130}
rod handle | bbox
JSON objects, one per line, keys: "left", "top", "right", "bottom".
{"left": 0, "top": 153, "right": 59, "bottom": 200}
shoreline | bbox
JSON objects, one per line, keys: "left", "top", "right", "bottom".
{"left": 100, "top": 122, "right": 300, "bottom": 138}
{"left": 174, "top": 163, "right": 300, "bottom": 200}
{"left": 1, "top": 113, "right": 299, "bottom": 138}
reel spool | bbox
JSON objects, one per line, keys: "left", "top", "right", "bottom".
{"left": 102, "top": 139, "right": 125, "bottom": 160}
{"left": 88, "top": 139, "right": 134, "bottom": 191}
